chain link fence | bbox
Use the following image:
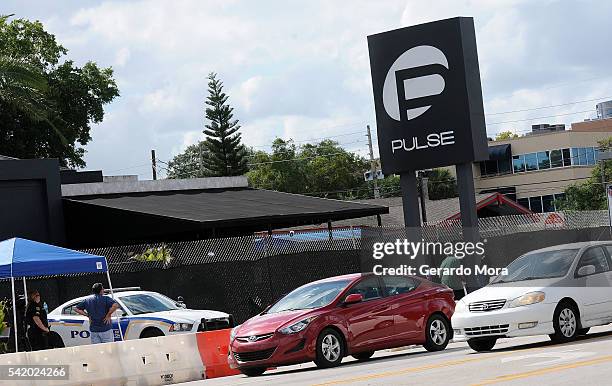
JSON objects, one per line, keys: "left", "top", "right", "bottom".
{"left": 1, "top": 211, "right": 610, "bottom": 323}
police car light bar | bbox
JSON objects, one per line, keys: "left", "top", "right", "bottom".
{"left": 103, "top": 287, "right": 141, "bottom": 294}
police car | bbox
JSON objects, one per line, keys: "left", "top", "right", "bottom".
{"left": 47, "top": 287, "right": 233, "bottom": 347}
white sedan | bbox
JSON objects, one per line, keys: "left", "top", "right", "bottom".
{"left": 47, "top": 288, "right": 233, "bottom": 347}
{"left": 452, "top": 241, "right": 612, "bottom": 352}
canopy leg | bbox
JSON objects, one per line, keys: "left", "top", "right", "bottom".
{"left": 23, "top": 277, "right": 27, "bottom": 308}
{"left": 106, "top": 269, "right": 124, "bottom": 341}
{"left": 11, "top": 277, "right": 18, "bottom": 353}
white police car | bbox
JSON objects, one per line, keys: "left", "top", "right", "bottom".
{"left": 47, "top": 287, "right": 233, "bottom": 347}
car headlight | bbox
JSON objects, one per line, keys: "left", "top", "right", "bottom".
{"left": 279, "top": 316, "right": 317, "bottom": 335}
{"left": 169, "top": 322, "right": 193, "bottom": 332}
{"left": 455, "top": 300, "right": 467, "bottom": 313}
{"left": 230, "top": 325, "right": 241, "bottom": 342}
{"left": 508, "top": 292, "right": 545, "bottom": 308}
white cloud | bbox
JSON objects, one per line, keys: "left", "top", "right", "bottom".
{"left": 6, "top": 0, "right": 611, "bottom": 178}
{"left": 114, "top": 47, "right": 130, "bottom": 67}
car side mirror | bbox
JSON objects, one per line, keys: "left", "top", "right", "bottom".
{"left": 344, "top": 293, "right": 363, "bottom": 305}
{"left": 577, "top": 265, "right": 596, "bottom": 276}
{"left": 113, "top": 309, "right": 127, "bottom": 317}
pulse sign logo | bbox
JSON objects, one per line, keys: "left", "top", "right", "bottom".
{"left": 382, "top": 45, "right": 448, "bottom": 122}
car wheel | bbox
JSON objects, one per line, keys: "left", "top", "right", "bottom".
{"left": 352, "top": 351, "right": 375, "bottom": 361}
{"left": 467, "top": 338, "right": 497, "bottom": 352}
{"left": 240, "top": 367, "right": 266, "bottom": 377}
{"left": 315, "top": 328, "right": 345, "bottom": 368}
{"left": 140, "top": 328, "right": 164, "bottom": 339}
{"left": 549, "top": 302, "right": 579, "bottom": 343}
{"left": 578, "top": 327, "right": 590, "bottom": 336}
{"left": 423, "top": 314, "right": 451, "bottom": 352}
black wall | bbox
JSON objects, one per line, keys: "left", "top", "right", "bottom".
{"left": 0, "top": 159, "right": 65, "bottom": 244}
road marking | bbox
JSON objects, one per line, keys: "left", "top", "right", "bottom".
{"left": 311, "top": 356, "right": 496, "bottom": 386}
{"left": 311, "top": 343, "right": 565, "bottom": 386}
{"left": 500, "top": 348, "right": 595, "bottom": 367}
{"left": 472, "top": 354, "right": 612, "bottom": 385}
{"left": 311, "top": 334, "right": 612, "bottom": 386}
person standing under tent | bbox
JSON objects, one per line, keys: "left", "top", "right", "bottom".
{"left": 25, "top": 290, "right": 50, "bottom": 351}
{"left": 74, "top": 283, "right": 119, "bottom": 344}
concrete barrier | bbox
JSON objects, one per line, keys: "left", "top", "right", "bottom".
{"left": 120, "top": 334, "right": 204, "bottom": 385}
{"left": 0, "top": 330, "right": 239, "bottom": 385}
{"left": 196, "top": 329, "right": 240, "bottom": 379}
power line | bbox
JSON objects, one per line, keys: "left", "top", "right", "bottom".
{"left": 247, "top": 127, "right": 366, "bottom": 149}
{"left": 248, "top": 149, "right": 369, "bottom": 166}
{"left": 486, "top": 96, "right": 612, "bottom": 116}
{"left": 486, "top": 109, "right": 594, "bottom": 125}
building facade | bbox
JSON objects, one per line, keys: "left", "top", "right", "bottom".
{"left": 596, "top": 100, "right": 612, "bottom": 119}
{"left": 468, "top": 118, "right": 612, "bottom": 213}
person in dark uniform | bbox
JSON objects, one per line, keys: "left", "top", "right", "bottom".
{"left": 26, "top": 290, "right": 50, "bottom": 351}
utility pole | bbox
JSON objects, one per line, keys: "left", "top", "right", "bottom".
{"left": 417, "top": 172, "right": 428, "bottom": 224}
{"left": 366, "top": 125, "right": 380, "bottom": 199}
{"left": 151, "top": 149, "right": 157, "bottom": 180}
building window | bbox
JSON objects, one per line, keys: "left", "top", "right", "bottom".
{"left": 524, "top": 153, "right": 538, "bottom": 171}
{"left": 573, "top": 147, "right": 589, "bottom": 166}
{"left": 517, "top": 197, "right": 529, "bottom": 209}
{"left": 498, "top": 157, "right": 512, "bottom": 174}
{"left": 550, "top": 149, "right": 563, "bottom": 168}
{"left": 586, "top": 147, "right": 596, "bottom": 165}
{"left": 485, "top": 160, "right": 498, "bottom": 175}
{"left": 529, "top": 196, "right": 543, "bottom": 213}
{"left": 562, "top": 148, "right": 572, "bottom": 166}
{"left": 537, "top": 151, "right": 551, "bottom": 169}
{"left": 542, "top": 195, "right": 555, "bottom": 212}
{"left": 513, "top": 155, "right": 525, "bottom": 173}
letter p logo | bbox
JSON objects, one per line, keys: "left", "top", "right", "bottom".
{"left": 382, "top": 46, "right": 448, "bottom": 122}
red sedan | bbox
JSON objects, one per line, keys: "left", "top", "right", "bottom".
{"left": 228, "top": 273, "right": 455, "bottom": 376}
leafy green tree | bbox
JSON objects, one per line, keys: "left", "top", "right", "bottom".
{"left": 558, "top": 137, "right": 612, "bottom": 210}
{"left": 495, "top": 131, "right": 519, "bottom": 140}
{"left": 427, "top": 168, "right": 458, "bottom": 200}
{"left": 247, "top": 139, "right": 307, "bottom": 193}
{"left": 166, "top": 141, "right": 208, "bottom": 179}
{"left": 0, "top": 56, "right": 49, "bottom": 122}
{"left": 0, "top": 16, "right": 119, "bottom": 167}
{"left": 359, "top": 168, "right": 457, "bottom": 200}
{"left": 248, "top": 139, "right": 368, "bottom": 199}
{"left": 201, "top": 72, "right": 248, "bottom": 176}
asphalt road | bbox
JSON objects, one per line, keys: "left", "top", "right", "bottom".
{"left": 178, "top": 325, "right": 612, "bottom": 386}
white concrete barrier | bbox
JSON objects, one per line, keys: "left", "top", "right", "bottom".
{"left": 119, "top": 334, "right": 204, "bottom": 385}
{"left": 0, "top": 333, "right": 205, "bottom": 386}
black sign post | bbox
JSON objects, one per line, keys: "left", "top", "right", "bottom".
{"left": 368, "top": 17, "right": 488, "bottom": 234}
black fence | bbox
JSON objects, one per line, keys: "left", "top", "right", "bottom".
{"left": 1, "top": 223, "right": 611, "bottom": 324}
{"left": 0, "top": 231, "right": 362, "bottom": 323}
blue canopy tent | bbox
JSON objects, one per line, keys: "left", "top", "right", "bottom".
{"left": 0, "top": 238, "right": 120, "bottom": 352}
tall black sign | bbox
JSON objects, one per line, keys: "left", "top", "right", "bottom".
{"left": 368, "top": 17, "right": 488, "bottom": 174}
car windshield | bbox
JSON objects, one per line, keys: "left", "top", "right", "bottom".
{"left": 120, "top": 293, "right": 180, "bottom": 315}
{"left": 491, "top": 249, "right": 579, "bottom": 283}
{"left": 266, "top": 279, "right": 352, "bottom": 313}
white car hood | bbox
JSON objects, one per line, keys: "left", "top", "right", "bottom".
{"left": 461, "top": 284, "right": 547, "bottom": 304}
{"left": 134, "top": 309, "right": 229, "bottom": 323}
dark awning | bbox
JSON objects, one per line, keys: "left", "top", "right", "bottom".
{"left": 488, "top": 144, "right": 511, "bottom": 161}
{"left": 63, "top": 188, "right": 388, "bottom": 247}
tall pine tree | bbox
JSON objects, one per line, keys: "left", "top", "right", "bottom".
{"left": 201, "top": 73, "right": 248, "bottom": 176}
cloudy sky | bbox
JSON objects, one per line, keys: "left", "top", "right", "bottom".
{"left": 5, "top": 0, "right": 612, "bottom": 178}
